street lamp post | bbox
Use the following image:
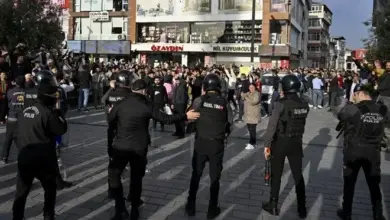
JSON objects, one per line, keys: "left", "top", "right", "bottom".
{"left": 250, "top": 0, "right": 256, "bottom": 64}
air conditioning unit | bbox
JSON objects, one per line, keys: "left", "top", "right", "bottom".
{"left": 117, "top": 34, "right": 126, "bottom": 40}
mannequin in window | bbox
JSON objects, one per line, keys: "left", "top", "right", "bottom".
{"left": 220, "top": 0, "right": 235, "bottom": 10}
{"left": 160, "top": 30, "right": 167, "bottom": 43}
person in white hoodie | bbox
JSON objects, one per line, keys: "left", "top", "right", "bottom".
{"left": 224, "top": 67, "right": 238, "bottom": 110}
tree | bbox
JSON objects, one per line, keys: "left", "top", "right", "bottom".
{"left": 0, "top": 0, "right": 64, "bottom": 53}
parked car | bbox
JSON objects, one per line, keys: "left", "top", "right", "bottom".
{"left": 260, "top": 72, "right": 287, "bottom": 104}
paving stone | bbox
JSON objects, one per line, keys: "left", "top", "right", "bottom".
{"left": 0, "top": 109, "right": 388, "bottom": 220}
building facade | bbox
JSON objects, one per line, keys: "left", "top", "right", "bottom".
{"left": 257, "top": 0, "right": 312, "bottom": 69}
{"left": 306, "top": 2, "right": 332, "bottom": 68}
{"left": 66, "top": 0, "right": 132, "bottom": 56}
{"left": 328, "top": 37, "right": 336, "bottom": 69}
{"left": 65, "top": 0, "right": 311, "bottom": 67}
{"left": 344, "top": 49, "right": 358, "bottom": 72}
{"left": 332, "top": 36, "right": 346, "bottom": 70}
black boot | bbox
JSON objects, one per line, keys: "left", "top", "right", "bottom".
{"left": 207, "top": 205, "right": 221, "bottom": 219}
{"left": 298, "top": 205, "right": 307, "bottom": 219}
{"left": 185, "top": 200, "right": 196, "bottom": 216}
{"left": 373, "top": 206, "right": 386, "bottom": 220}
{"left": 107, "top": 188, "right": 113, "bottom": 199}
{"left": 374, "top": 214, "right": 386, "bottom": 220}
{"left": 262, "top": 198, "right": 279, "bottom": 216}
{"left": 110, "top": 210, "right": 129, "bottom": 220}
{"left": 337, "top": 209, "right": 352, "bottom": 220}
{"left": 130, "top": 208, "right": 139, "bottom": 220}
{"left": 56, "top": 179, "right": 72, "bottom": 190}
{"left": 43, "top": 212, "right": 55, "bottom": 220}
{"left": 297, "top": 195, "right": 307, "bottom": 218}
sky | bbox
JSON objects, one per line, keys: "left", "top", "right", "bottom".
{"left": 320, "top": 0, "right": 373, "bottom": 49}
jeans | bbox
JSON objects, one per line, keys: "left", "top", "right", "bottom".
{"left": 78, "top": 88, "right": 89, "bottom": 110}
{"left": 307, "top": 88, "right": 313, "bottom": 105}
{"left": 312, "top": 89, "right": 323, "bottom": 107}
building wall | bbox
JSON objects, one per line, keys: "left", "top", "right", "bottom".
{"left": 307, "top": 3, "right": 332, "bottom": 68}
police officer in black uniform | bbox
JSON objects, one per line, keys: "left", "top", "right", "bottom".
{"left": 107, "top": 79, "right": 199, "bottom": 220}
{"left": 1, "top": 76, "right": 25, "bottom": 164}
{"left": 12, "top": 82, "right": 68, "bottom": 220}
{"left": 23, "top": 70, "right": 72, "bottom": 190}
{"left": 262, "top": 74, "right": 309, "bottom": 218}
{"left": 334, "top": 84, "right": 386, "bottom": 220}
{"left": 185, "top": 74, "right": 233, "bottom": 219}
{"left": 104, "top": 70, "right": 132, "bottom": 199}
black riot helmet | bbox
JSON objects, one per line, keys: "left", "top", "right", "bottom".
{"left": 202, "top": 74, "right": 221, "bottom": 92}
{"left": 35, "top": 70, "right": 58, "bottom": 86}
{"left": 280, "top": 74, "right": 301, "bottom": 93}
{"left": 115, "top": 70, "right": 132, "bottom": 87}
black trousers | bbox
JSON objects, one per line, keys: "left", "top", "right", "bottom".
{"left": 1, "top": 121, "right": 18, "bottom": 160}
{"left": 153, "top": 104, "right": 165, "bottom": 129}
{"left": 246, "top": 123, "right": 257, "bottom": 145}
{"left": 13, "top": 157, "right": 57, "bottom": 220}
{"left": 0, "top": 98, "right": 8, "bottom": 122}
{"left": 188, "top": 138, "right": 224, "bottom": 206}
{"left": 108, "top": 149, "right": 147, "bottom": 213}
{"left": 328, "top": 91, "right": 338, "bottom": 108}
{"left": 227, "top": 90, "right": 237, "bottom": 109}
{"left": 238, "top": 99, "right": 244, "bottom": 120}
{"left": 173, "top": 104, "right": 186, "bottom": 136}
{"left": 92, "top": 87, "right": 103, "bottom": 108}
{"left": 270, "top": 137, "right": 305, "bottom": 205}
{"left": 342, "top": 148, "right": 383, "bottom": 215}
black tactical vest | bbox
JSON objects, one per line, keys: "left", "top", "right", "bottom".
{"left": 107, "top": 87, "right": 131, "bottom": 107}
{"left": 196, "top": 94, "right": 228, "bottom": 140}
{"left": 8, "top": 88, "right": 25, "bottom": 120}
{"left": 24, "top": 87, "right": 38, "bottom": 108}
{"left": 347, "top": 101, "right": 387, "bottom": 146}
{"left": 277, "top": 97, "right": 309, "bottom": 138}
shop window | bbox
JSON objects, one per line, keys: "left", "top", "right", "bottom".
{"left": 218, "top": 0, "right": 262, "bottom": 11}
{"left": 75, "top": 0, "right": 128, "bottom": 12}
{"left": 137, "top": 23, "right": 190, "bottom": 43}
{"left": 112, "top": 27, "right": 122, "bottom": 34}
{"left": 190, "top": 21, "right": 262, "bottom": 44}
{"left": 113, "top": 0, "right": 128, "bottom": 11}
{"left": 271, "top": 0, "right": 287, "bottom": 12}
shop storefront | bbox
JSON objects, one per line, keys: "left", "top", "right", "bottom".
{"left": 258, "top": 45, "right": 302, "bottom": 69}
{"left": 132, "top": 43, "right": 261, "bottom": 67}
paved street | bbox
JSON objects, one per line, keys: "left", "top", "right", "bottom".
{"left": 0, "top": 108, "right": 389, "bottom": 220}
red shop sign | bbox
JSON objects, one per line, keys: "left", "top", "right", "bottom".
{"left": 260, "top": 63, "right": 272, "bottom": 69}
{"left": 151, "top": 45, "right": 184, "bottom": 52}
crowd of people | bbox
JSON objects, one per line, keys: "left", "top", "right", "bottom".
{"left": 0, "top": 42, "right": 389, "bottom": 220}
